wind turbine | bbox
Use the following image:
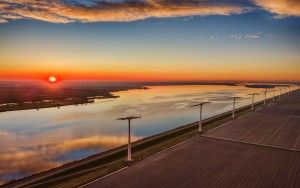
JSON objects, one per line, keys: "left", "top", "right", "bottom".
{"left": 248, "top": 93, "right": 260, "bottom": 111}
{"left": 191, "top": 102, "right": 210, "bottom": 132}
{"left": 263, "top": 89, "right": 268, "bottom": 105}
{"left": 231, "top": 97, "right": 248, "bottom": 118}
{"left": 117, "top": 114, "right": 141, "bottom": 163}
{"left": 284, "top": 87, "right": 287, "bottom": 98}
{"left": 277, "top": 88, "right": 283, "bottom": 101}
{"left": 272, "top": 89, "right": 276, "bottom": 102}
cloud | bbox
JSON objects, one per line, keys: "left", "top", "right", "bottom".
{"left": 0, "top": 0, "right": 250, "bottom": 23}
{"left": 0, "top": 18, "right": 7, "bottom": 23}
{"left": 254, "top": 0, "right": 300, "bottom": 17}
{"left": 230, "top": 33, "right": 260, "bottom": 40}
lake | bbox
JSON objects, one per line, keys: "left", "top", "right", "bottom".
{"left": 0, "top": 85, "right": 274, "bottom": 184}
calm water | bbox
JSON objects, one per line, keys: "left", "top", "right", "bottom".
{"left": 0, "top": 85, "right": 275, "bottom": 183}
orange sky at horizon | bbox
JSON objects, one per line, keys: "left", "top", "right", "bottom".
{"left": 1, "top": 68, "right": 299, "bottom": 82}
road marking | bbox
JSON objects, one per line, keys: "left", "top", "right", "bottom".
{"left": 78, "top": 166, "right": 128, "bottom": 188}
{"left": 292, "top": 130, "right": 300, "bottom": 151}
{"left": 204, "top": 111, "right": 254, "bottom": 134}
{"left": 202, "top": 135, "right": 299, "bottom": 152}
{"left": 257, "top": 116, "right": 290, "bottom": 144}
{"left": 236, "top": 114, "right": 273, "bottom": 141}
{"left": 78, "top": 136, "right": 196, "bottom": 188}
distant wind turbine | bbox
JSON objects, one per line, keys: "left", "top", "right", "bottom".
{"left": 231, "top": 97, "right": 248, "bottom": 118}
{"left": 248, "top": 93, "right": 260, "bottom": 111}
{"left": 263, "top": 89, "right": 268, "bottom": 105}
{"left": 191, "top": 102, "right": 210, "bottom": 132}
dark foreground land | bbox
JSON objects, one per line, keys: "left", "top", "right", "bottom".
{"left": 85, "top": 90, "right": 300, "bottom": 188}
{"left": 2, "top": 89, "right": 299, "bottom": 188}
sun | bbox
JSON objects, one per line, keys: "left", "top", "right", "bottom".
{"left": 48, "top": 76, "right": 57, "bottom": 83}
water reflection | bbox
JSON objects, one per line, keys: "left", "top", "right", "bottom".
{"left": 0, "top": 134, "right": 141, "bottom": 183}
{"left": 0, "top": 85, "right": 271, "bottom": 183}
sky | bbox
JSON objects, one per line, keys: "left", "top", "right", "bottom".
{"left": 0, "top": 0, "right": 300, "bottom": 82}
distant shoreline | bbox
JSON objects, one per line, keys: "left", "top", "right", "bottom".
{"left": 138, "top": 82, "right": 238, "bottom": 86}
{"left": 0, "top": 82, "right": 239, "bottom": 113}
{"left": 245, "top": 84, "right": 291, "bottom": 89}
{"left": 0, "top": 82, "right": 294, "bottom": 113}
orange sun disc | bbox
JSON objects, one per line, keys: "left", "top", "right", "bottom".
{"left": 48, "top": 76, "right": 57, "bottom": 83}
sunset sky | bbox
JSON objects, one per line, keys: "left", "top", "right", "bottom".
{"left": 0, "top": 0, "right": 300, "bottom": 82}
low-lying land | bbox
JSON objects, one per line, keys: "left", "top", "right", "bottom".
{"left": 245, "top": 83, "right": 291, "bottom": 88}
{"left": 0, "top": 86, "right": 147, "bottom": 112}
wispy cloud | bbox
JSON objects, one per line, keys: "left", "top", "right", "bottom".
{"left": 0, "top": 18, "right": 7, "bottom": 23}
{"left": 254, "top": 0, "right": 300, "bottom": 17}
{"left": 230, "top": 33, "right": 261, "bottom": 40}
{"left": 0, "top": 0, "right": 250, "bottom": 23}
